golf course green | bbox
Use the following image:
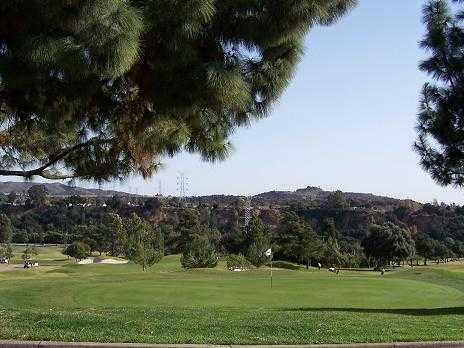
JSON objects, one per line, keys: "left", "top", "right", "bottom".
{"left": 1, "top": 246, "right": 463, "bottom": 344}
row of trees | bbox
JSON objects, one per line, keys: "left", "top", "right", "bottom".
{"left": 2, "top": 208, "right": 462, "bottom": 271}
{"left": 2, "top": 191, "right": 464, "bottom": 270}
{"left": 63, "top": 214, "right": 164, "bottom": 271}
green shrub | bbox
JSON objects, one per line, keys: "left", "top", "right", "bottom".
{"left": 245, "top": 217, "right": 271, "bottom": 267}
{"left": 0, "top": 243, "right": 13, "bottom": 259}
{"left": 62, "top": 242, "right": 91, "bottom": 261}
{"left": 226, "top": 254, "right": 251, "bottom": 271}
{"left": 246, "top": 241, "right": 270, "bottom": 267}
{"left": 22, "top": 245, "right": 39, "bottom": 261}
{"left": 181, "top": 235, "right": 218, "bottom": 269}
{"left": 272, "top": 261, "right": 302, "bottom": 270}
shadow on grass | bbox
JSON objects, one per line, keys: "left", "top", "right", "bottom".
{"left": 283, "top": 306, "right": 464, "bottom": 316}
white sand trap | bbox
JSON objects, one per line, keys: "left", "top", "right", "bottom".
{"left": 77, "top": 258, "right": 94, "bottom": 265}
{"left": 95, "top": 258, "right": 128, "bottom": 264}
{"left": 78, "top": 257, "right": 128, "bottom": 265}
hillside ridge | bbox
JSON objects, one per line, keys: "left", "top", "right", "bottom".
{"left": 0, "top": 181, "right": 422, "bottom": 208}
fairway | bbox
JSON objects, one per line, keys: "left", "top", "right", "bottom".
{"left": 1, "top": 248, "right": 464, "bottom": 344}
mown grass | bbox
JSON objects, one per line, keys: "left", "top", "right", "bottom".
{"left": 2, "top": 307, "right": 464, "bottom": 344}
{"left": 0, "top": 250, "right": 464, "bottom": 344}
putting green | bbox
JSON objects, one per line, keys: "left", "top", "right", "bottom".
{"left": 0, "top": 250, "right": 463, "bottom": 344}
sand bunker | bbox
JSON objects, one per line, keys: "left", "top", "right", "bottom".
{"left": 78, "top": 257, "right": 128, "bottom": 265}
{"left": 96, "top": 258, "right": 128, "bottom": 264}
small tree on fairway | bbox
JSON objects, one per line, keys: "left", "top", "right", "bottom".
{"left": 0, "top": 214, "right": 12, "bottom": 243}
{"left": 22, "top": 246, "right": 39, "bottom": 261}
{"left": 104, "top": 213, "right": 126, "bottom": 257}
{"left": 246, "top": 217, "right": 271, "bottom": 267}
{"left": 0, "top": 243, "right": 14, "bottom": 260}
{"left": 124, "top": 214, "right": 164, "bottom": 271}
{"left": 181, "top": 226, "right": 219, "bottom": 269}
{"left": 226, "top": 254, "right": 251, "bottom": 271}
{"left": 322, "top": 237, "right": 343, "bottom": 267}
{"left": 63, "top": 242, "right": 90, "bottom": 262}
{"left": 91, "top": 213, "right": 124, "bottom": 256}
{"left": 300, "top": 230, "right": 324, "bottom": 268}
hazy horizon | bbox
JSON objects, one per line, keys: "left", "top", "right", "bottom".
{"left": 3, "top": 1, "right": 464, "bottom": 205}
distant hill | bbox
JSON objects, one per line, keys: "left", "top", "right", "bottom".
{"left": 190, "top": 186, "right": 421, "bottom": 210}
{"left": 0, "top": 181, "right": 134, "bottom": 197}
{"left": 250, "top": 186, "right": 422, "bottom": 210}
{"left": 0, "top": 181, "right": 422, "bottom": 209}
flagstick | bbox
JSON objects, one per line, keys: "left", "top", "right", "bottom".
{"left": 270, "top": 254, "right": 273, "bottom": 289}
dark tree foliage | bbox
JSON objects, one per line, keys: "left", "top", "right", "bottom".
{"left": 0, "top": 243, "right": 14, "bottom": 259}
{"left": 26, "top": 185, "right": 48, "bottom": 208}
{"left": 325, "top": 190, "right": 349, "bottom": 209}
{"left": 173, "top": 209, "right": 201, "bottom": 254}
{"left": 3, "top": 192, "right": 464, "bottom": 268}
{"left": 416, "top": 235, "right": 436, "bottom": 265}
{"left": 180, "top": 225, "right": 219, "bottom": 269}
{"left": 22, "top": 245, "right": 39, "bottom": 261}
{"left": 415, "top": 0, "right": 464, "bottom": 187}
{"left": 246, "top": 216, "right": 271, "bottom": 267}
{"left": 63, "top": 241, "right": 91, "bottom": 261}
{"left": 362, "top": 223, "right": 414, "bottom": 267}
{"left": 0, "top": 1, "right": 356, "bottom": 182}
{"left": 0, "top": 213, "right": 12, "bottom": 243}
{"left": 7, "top": 192, "right": 17, "bottom": 205}
{"left": 276, "top": 212, "right": 322, "bottom": 267}
{"left": 321, "top": 218, "right": 339, "bottom": 240}
{"left": 226, "top": 253, "right": 251, "bottom": 271}
{"left": 123, "top": 214, "right": 164, "bottom": 270}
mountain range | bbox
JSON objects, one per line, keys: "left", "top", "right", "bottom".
{"left": 0, "top": 181, "right": 421, "bottom": 209}
{"left": 0, "top": 181, "right": 132, "bottom": 197}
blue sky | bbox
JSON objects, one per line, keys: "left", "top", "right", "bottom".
{"left": 102, "top": 0, "right": 464, "bottom": 203}
{"left": 12, "top": 1, "right": 464, "bottom": 203}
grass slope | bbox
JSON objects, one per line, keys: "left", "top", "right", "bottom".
{"left": 0, "top": 248, "right": 463, "bottom": 344}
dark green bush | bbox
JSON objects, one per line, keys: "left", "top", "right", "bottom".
{"left": 181, "top": 235, "right": 218, "bottom": 269}
{"left": 62, "top": 242, "right": 90, "bottom": 261}
{"left": 272, "top": 261, "right": 302, "bottom": 270}
{"left": 226, "top": 254, "right": 251, "bottom": 271}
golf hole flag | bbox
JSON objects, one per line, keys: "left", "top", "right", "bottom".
{"left": 265, "top": 248, "right": 272, "bottom": 257}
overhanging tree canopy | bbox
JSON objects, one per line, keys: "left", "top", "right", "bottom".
{"left": 415, "top": 0, "right": 464, "bottom": 187}
{"left": 0, "top": 0, "right": 356, "bottom": 182}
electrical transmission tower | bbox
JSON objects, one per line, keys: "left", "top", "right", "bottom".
{"left": 177, "top": 172, "right": 189, "bottom": 203}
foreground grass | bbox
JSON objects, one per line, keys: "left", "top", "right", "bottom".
{"left": 2, "top": 307, "right": 464, "bottom": 344}
{"left": 0, "top": 251, "right": 464, "bottom": 344}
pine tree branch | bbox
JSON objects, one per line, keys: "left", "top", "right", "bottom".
{"left": 0, "top": 137, "right": 113, "bottom": 179}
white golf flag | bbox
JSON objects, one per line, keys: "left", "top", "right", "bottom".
{"left": 264, "top": 248, "right": 272, "bottom": 257}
